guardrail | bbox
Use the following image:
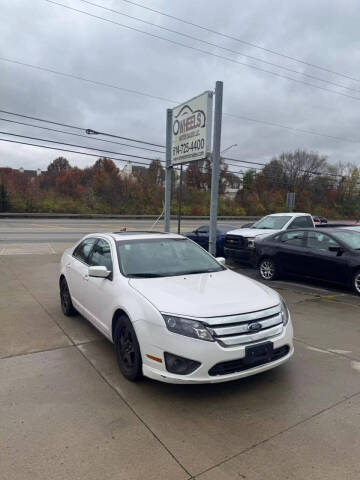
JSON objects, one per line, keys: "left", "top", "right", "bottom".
{"left": 0, "top": 213, "right": 262, "bottom": 221}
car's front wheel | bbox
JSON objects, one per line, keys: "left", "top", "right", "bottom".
{"left": 60, "top": 277, "right": 77, "bottom": 316}
{"left": 352, "top": 270, "right": 360, "bottom": 296}
{"left": 259, "top": 258, "right": 278, "bottom": 281}
{"left": 114, "top": 315, "right": 143, "bottom": 381}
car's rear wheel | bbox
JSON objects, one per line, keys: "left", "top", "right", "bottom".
{"left": 352, "top": 270, "right": 360, "bottom": 296}
{"left": 60, "top": 277, "right": 77, "bottom": 316}
{"left": 259, "top": 258, "right": 278, "bottom": 281}
{"left": 114, "top": 315, "right": 143, "bottom": 381}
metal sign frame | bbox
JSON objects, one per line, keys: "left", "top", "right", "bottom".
{"left": 164, "top": 82, "right": 223, "bottom": 258}
{"left": 171, "top": 91, "right": 213, "bottom": 166}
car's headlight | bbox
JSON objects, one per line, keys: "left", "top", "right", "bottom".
{"left": 247, "top": 238, "right": 255, "bottom": 248}
{"left": 279, "top": 297, "right": 290, "bottom": 325}
{"left": 162, "top": 315, "right": 214, "bottom": 342}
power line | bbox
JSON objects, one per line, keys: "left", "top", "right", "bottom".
{"left": 43, "top": 1, "right": 360, "bottom": 102}
{"left": 0, "top": 138, "right": 160, "bottom": 168}
{"left": 0, "top": 130, "right": 164, "bottom": 163}
{"left": 0, "top": 109, "right": 165, "bottom": 148}
{"left": 117, "top": 0, "right": 360, "bottom": 83}
{"left": 223, "top": 113, "right": 360, "bottom": 144}
{"left": 224, "top": 156, "right": 351, "bottom": 180}
{"left": 0, "top": 117, "right": 165, "bottom": 153}
{"left": 76, "top": 0, "right": 359, "bottom": 95}
{"left": 0, "top": 57, "right": 174, "bottom": 104}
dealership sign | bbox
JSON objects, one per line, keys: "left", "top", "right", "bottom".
{"left": 171, "top": 91, "right": 213, "bottom": 165}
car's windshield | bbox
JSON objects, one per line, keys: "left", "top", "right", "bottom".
{"left": 332, "top": 231, "right": 360, "bottom": 250}
{"left": 252, "top": 215, "right": 290, "bottom": 230}
{"left": 116, "top": 238, "right": 224, "bottom": 278}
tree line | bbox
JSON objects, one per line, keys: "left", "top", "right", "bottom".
{"left": 0, "top": 150, "right": 359, "bottom": 219}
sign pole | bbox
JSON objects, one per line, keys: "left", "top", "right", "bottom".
{"left": 164, "top": 108, "right": 172, "bottom": 232}
{"left": 209, "top": 81, "right": 223, "bottom": 256}
{"left": 177, "top": 165, "right": 183, "bottom": 234}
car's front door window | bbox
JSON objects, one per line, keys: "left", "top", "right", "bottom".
{"left": 307, "top": 232, "right": 339, "bottom": 251}
{"left": 73, "top": 238, "right": 97, "bottom": 264}
{"left": 88, "top": 239, "right": 113, "bottom": 272}
{"left": 287, "top": 216, "right": 313, "bottom": 229}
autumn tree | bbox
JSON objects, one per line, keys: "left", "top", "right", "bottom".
{"left": 0, "top": 182, "right": 10, "bottom": 211}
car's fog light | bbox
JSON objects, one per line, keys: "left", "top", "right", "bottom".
{"left": 164, "top": 352, "right": 201, "bottom": 375}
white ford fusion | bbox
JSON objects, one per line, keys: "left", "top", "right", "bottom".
{"left": 59, "top": 232, "right": 293, "bottom": 383}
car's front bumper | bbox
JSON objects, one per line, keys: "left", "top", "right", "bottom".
{"left": 224, "top": 247, "right": 254, "bottom": 262}
{"left": 138, "top": 319, "right": 294, "bottom": 384}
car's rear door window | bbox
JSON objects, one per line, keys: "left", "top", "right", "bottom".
{"left": 281, "top": 231, "right": 305, "bottom": 246}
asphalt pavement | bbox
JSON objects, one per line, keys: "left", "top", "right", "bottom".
{"left": 0, "top": 218, "right": 246, "bottom": 243}
{"left": 1, "top": 219, "right": 360, "bottom": 479}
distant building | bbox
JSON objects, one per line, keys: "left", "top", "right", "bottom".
{"left": 119, "top": 163, "right": 147, "bottom": 179}
{"left": 18, "top": 167, "right": 43, "bottom": 177}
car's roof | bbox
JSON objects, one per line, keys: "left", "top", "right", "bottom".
{"left": 266, "top": 212, "right": 310, "bottom": 217}
{"left": 110, "top": 231, "right": 183, "bottom": 241}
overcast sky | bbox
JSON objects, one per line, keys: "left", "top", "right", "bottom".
{"left": 1, "top": 0, "right": 360, "bottom": 174}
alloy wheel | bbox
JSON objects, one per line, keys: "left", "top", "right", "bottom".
{"left": 260, "top": 260, "right": 275, "bottom": 280}
{"left": 354, "top": 272, "right": 360, "bottom": 295}
{"left": 119, "top": 325, "right": 137, "bottom": 371}
{"left": 60, "top": 280, "right": 70, "bottom": 312}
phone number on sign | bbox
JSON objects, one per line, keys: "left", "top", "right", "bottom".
{"left": 173, "top": 139, "right": 205, "bottom": 156}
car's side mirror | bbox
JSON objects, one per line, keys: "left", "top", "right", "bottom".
{"left": 216, "top": 257, "right": 226, "bottom": 265}
{"left": 88, "top": 266, "right": 111, "bottom": 278}
{"left": 328, "top": 246, "right": 343, "bottom": 256}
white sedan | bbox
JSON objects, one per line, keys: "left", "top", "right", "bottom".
{"left": 59, "top": 232, "right": 294, "bottom": 384}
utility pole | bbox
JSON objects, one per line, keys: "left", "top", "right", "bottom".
{"left": 164, "top": 108, "right": 172, "bottom": 232}
{"left": 209, "top": 81, "right": 223, "bottom": 256}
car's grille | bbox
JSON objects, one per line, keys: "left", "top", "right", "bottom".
{"left": 225, "top": 234, "right": 246, "bottom": 250}
{"left": 208, "top": 305, "right": 284, "bottom": 347}
{"left": 208, "top": 345, "right": 290, "bottom": 376}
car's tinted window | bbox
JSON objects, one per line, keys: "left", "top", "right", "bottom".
{"left": 332, "top": 231, "right": 360, "bottom": 250}
{"left": 73, "top": 238, "right": 97, "bottom": 263}
{"left": 197, "top": 226, "right": 209, "bottom": 234}
{"left": 272, "top": 233, "right": 282, "bottom": 241}
{"left": 307, "top": 232, "right": 338, "bottom": 251}
{"left": 281, "top": 231, "right": 305, "bottom": 246}
{"left": 88, "top": 239, "right": 113, "bottom": 271}
{"left": 288, "top": 216, "right": 313, "bottom": 229}
{"left": 252, "top": 215, "right": 290, "bottom": 230}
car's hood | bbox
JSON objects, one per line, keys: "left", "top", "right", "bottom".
{"left": 129, "top": 269, "right": 279, "bottom": 318}
{"left": 227, "top": 228, "right": 279, "bottom": 238}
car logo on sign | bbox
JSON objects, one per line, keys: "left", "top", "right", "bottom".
{"left": 248, "top": 322, "right": 262, "bottom": 332}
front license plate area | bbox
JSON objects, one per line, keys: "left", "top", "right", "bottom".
{"left": 245, "top": 342, "right": 273, "bottom": 366}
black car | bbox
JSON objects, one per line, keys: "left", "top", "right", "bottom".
{"left": 184, "top": 223, "right": 237, "bottom": 256}
{"left": 253, "top": 228, "right": 360, "bottom": 295}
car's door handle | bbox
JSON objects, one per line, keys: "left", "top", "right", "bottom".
{"left": 66, "top": 263, "right": 71, "bottom": 269}
{"left": 83, "top": 274, "right": 89, "bottom": 281}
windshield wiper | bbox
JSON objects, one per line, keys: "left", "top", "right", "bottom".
{"left": 175, "top": 268, "right": 221, "bottom": 275}
{"left": 128, "top": 273, "right": 165, "bottom": 278}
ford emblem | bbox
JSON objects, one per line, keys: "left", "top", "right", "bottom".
{"left": 248, "top": 322, "right": 262, "bottom": 332}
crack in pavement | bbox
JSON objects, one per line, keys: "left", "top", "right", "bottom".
{"left": 191, "top": 389, "right": 360, "bottom": 479}
{"left": 0, "top": 257, "right": 192, "bottom": 479}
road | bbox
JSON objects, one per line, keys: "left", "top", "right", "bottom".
{"left": 0, "top": 218, "right": 247, "bottom": 243}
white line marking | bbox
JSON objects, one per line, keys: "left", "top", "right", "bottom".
{"left": 350, "top": 361, "right": 360, "bottom": 372}
{"left": 306, "top": 346, "right": 332, "bottom": 354}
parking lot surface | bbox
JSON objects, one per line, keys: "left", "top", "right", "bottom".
{"left": 1, "top": 233, "right": 360, "bottom": 479}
